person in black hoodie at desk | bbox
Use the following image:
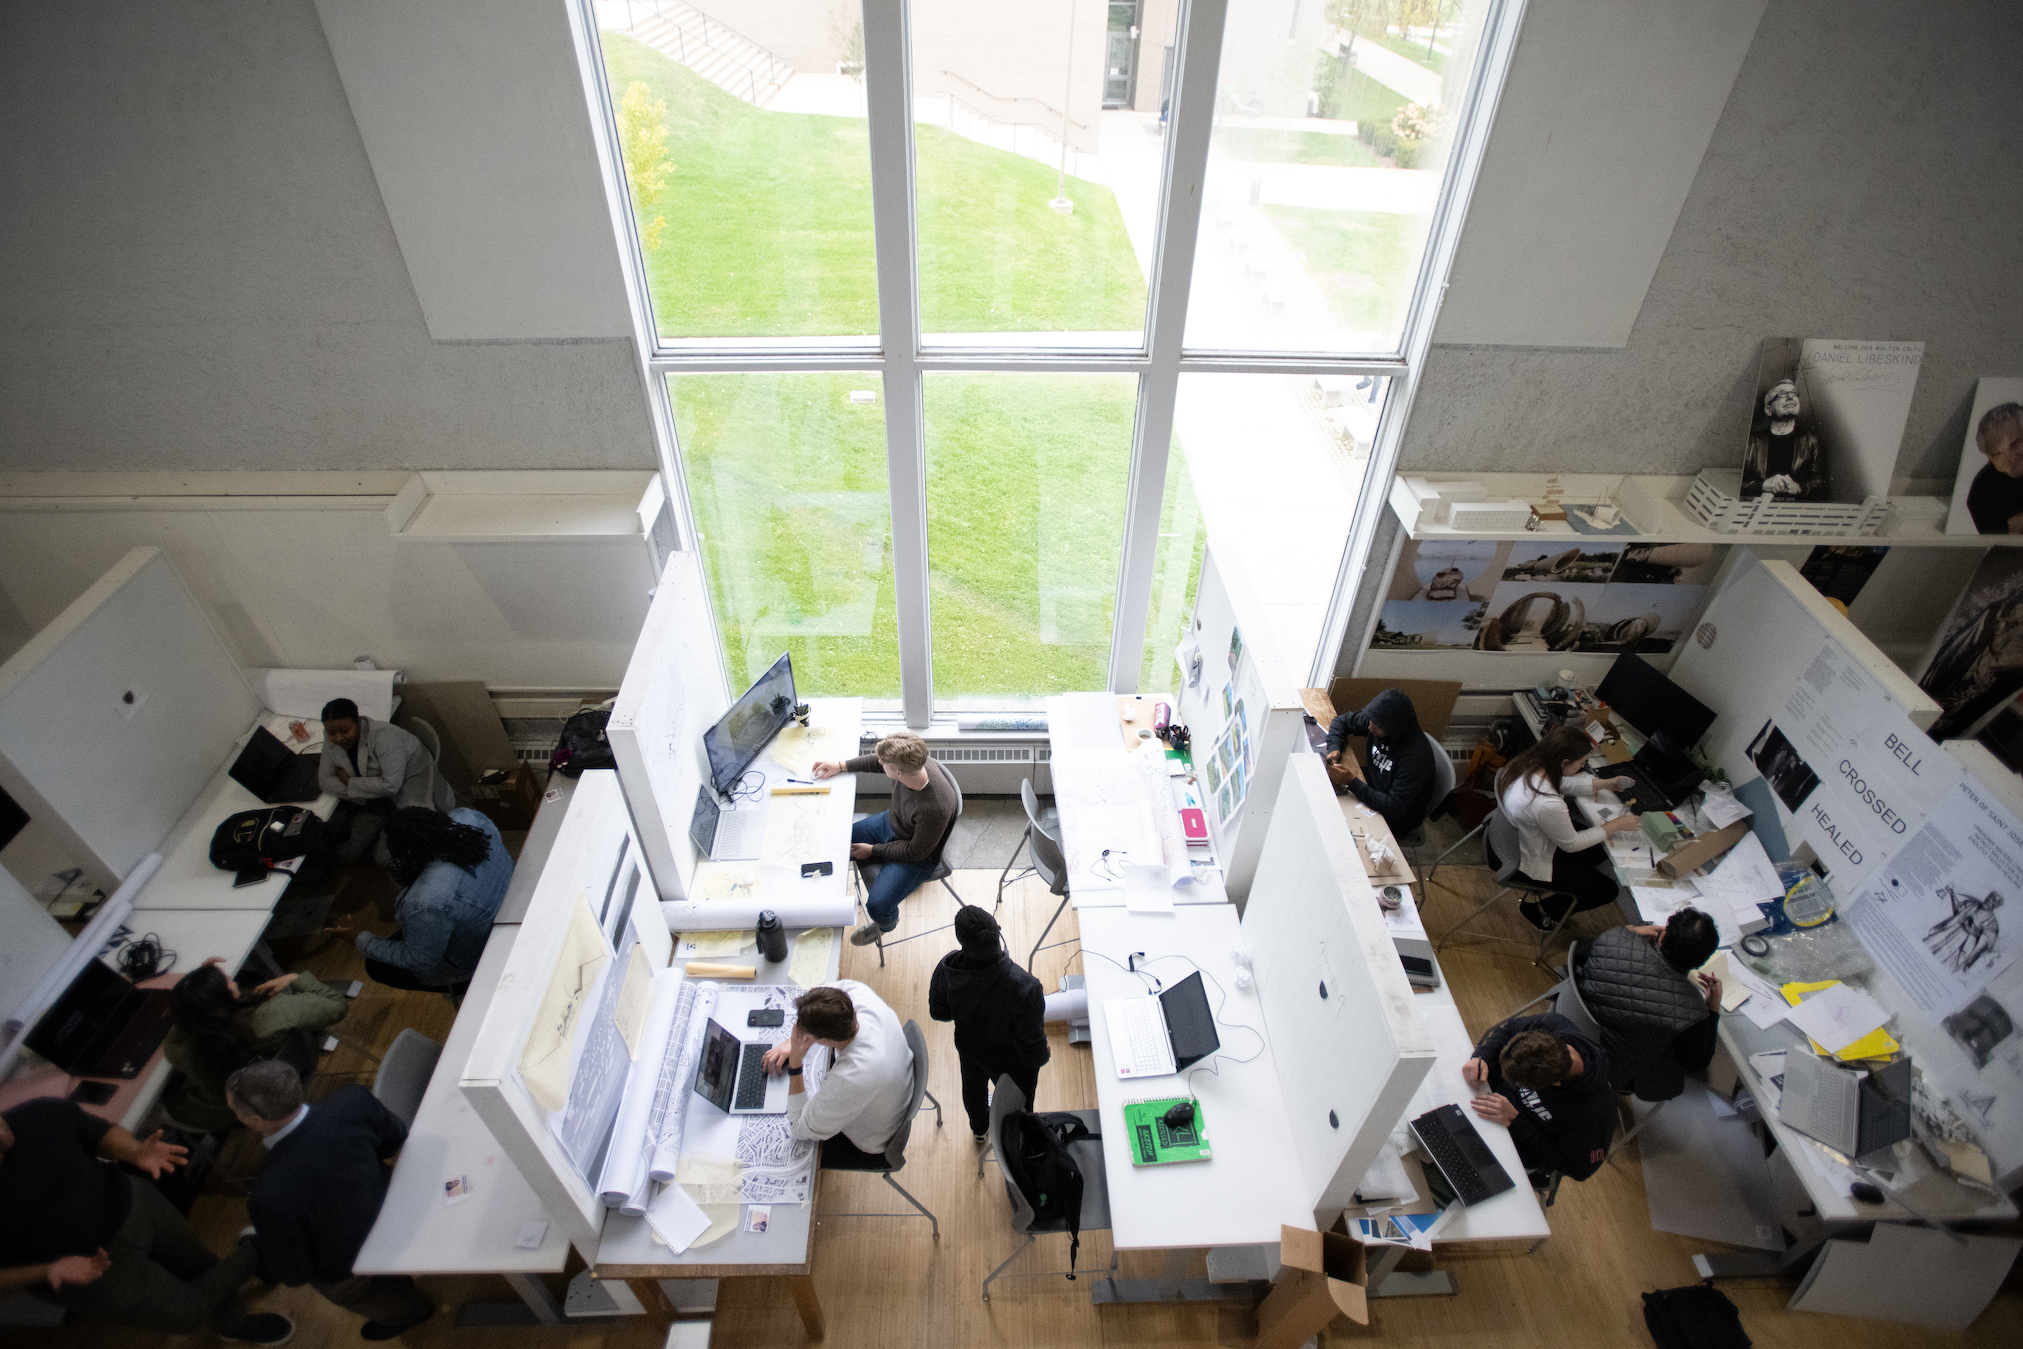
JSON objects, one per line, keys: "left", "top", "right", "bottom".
{"left": 1463, "top": 1012, "right": 1617, "bottom": 1182}
{"left": 928, "top": 906, "right": 1050, "bottom": 1141}
{"left": 1323, "top": 689, "right": 1437, "bottom": 843}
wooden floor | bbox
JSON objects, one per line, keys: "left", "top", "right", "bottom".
{"left": 25, "top": 855, "right": 2023, "bottom": 1348}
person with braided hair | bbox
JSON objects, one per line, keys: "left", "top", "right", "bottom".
{"left": 327, "top": 807, "right": 513, "bottom": 991}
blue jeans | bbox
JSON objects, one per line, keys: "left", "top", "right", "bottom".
{"left": 854, "top": 812, "right": 938, "bottom": 931}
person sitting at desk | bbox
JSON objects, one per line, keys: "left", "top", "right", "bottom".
{"left": 318, "top": 698, "right": 456, "bottom": 867}
{"left": 164, "top": 956, "right": 350, "bottom": 1132}
{"left": 328, "top": 807, "right": 512, "bottom": 992}
{"left": 812, "top": 732, "right": 959, "bottom": 946}
{"left": 1573, "top": 909, "right": 1723, "bottom": 1102}
{"left": 227, "top": 1061, "right": 436, "bottom": 1341}
{"left": 1464, "top": 1013, "right": 1617, "bottom": 1182}
{"left": 761, "top": 982, "right": 914, "bottom": 1164}
{"left": 929, "top": 905, "right": 1050, "bottom": 1140}
{"left": 1323, "top": 689, "right": 1437, "bottom": 842}
{"left": 1494, "top": 725, "right": 1641, "bottom": 931}
{"left": 0, "top": 1098, "right": 292, "bottom": 1344}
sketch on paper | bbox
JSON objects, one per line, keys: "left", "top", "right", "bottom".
{"left": 760, "top": 795, "right": 828, "bottom": 869}
{"left": 769, "top": 723, "right": 853, "bottom": 778}
{"left": 1925, "top": 885, "right": 2005, "bottom": 976}
{"left": 518, "top": 892, "right": 611, "bottom": 1114}
{"left": 558, "top": 924, "right": 637, "bottom": 1174}
{"left": 1943, "top": 994, "right": 2017, "bottom": 1070}
{"left": 613, "top": 943, "right": 655, "bottom": 1057}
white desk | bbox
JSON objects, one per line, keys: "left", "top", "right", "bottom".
{"left": 354, "top": 924, "right": 574, "bottom": 1322}
{"left": 495, "top": 771, "right": 577, "bottom": 925}
{"left": 136, "top": 729, "right": 341, "bottom": 911}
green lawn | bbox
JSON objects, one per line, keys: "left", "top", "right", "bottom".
{"left": 1356, "top": 26, "right": 1452, "bottom": 79}
{"left": 1261, "top": 205, "right": 1421, "bottom": 335}
{"left": 1336, "top": 66, "right": 1411, "bottom": 134}
{"left": 1215, "top": 127, "right": 1385, "bottom": 169}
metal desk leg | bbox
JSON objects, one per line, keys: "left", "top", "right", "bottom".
{"left": 1089, "top": 1249, "right": 1255, "bottom": 1305}
{"left": 788, "top": 1274, "right": 826, "bottom": 1341}
{"left": 1695, "top": 1226, "right": 1828, "bottom": 1280}
{"left": 453, "top": 1272, "right": 566, "bottom": 1328}
{"left": 1364, "top": 1242, "right": 1457, "bottom": 1297}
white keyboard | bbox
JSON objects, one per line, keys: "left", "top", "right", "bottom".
{"left": 712, "top": 809, "right": 764, "bottom": 861}
{"left": 1106, "top": 995, "right": 1174, "bottom": 1077}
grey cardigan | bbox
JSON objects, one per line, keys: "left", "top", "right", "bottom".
{"left": 318, "top": 716, "right": 454, "bottom": 812}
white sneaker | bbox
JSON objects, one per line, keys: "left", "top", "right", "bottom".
{"left": 848, "top": 922, "right": 885, "bottom": 946}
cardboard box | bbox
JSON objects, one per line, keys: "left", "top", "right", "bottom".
{"left": 1218, "top": 1225, "right": 1369, "bottom": 1349}
{"left": 1656, "top": 819, "right": 1751, "bottom": 880}
{"left": 466, "top": 765, "right": 539, "bottom": 832}
{"left": 1319, "top": 678, "right": 1461, "bottom": 741}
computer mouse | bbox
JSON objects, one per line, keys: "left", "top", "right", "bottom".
{"left": 1163, "top": 1100, "right": 1196, "bottom": 1130}
{"left": 1850, "top": 1181, "right": 1885, "bottom": 1205}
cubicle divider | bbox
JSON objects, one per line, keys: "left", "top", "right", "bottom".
{"left": 1245, "top": 754, "right": 1437, "bottom": 1222}
{"left": 607, "top": 550, "right": 731, "bottom": 902}
{"left": 1176, "top": 542, "right": 1309, "bottom": 905}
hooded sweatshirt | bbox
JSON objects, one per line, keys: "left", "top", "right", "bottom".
{"left": 1323, "top": 689, "right": 1437, "bottom": 834}
{"left": 1472, "top": 1012, "right": 1617, "bottom": 1180}
{"left": 927, "top": 948, "right": 1050, "bottom": 1071}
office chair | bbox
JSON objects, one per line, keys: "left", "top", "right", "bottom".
{"left": 979, "top": 1075, "right": 1116, "bottom": 1302}
{"left": 1434, "top": 809, "right": 1579, "bottom": 969}
{"left": 819, "top": 1020, "right": 941, "bottom": 1239}
{"left": 996, "top": 779, "right": 1062, "bottom": 907}
{"left": 407, "top": 716, "right": 442, "bottom": 764}
{"left": 370, "top": 1028, "right": 444, "bottom": 1128}
{"left": 1403, "top": 732, "right": 1457, "bottom": 897}
{"left": 855, "top": 768, "right": 965, "bottom": 968}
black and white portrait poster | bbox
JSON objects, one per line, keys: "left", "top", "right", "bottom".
{"left": 1746, "top": 719, "right": 1821, "bottom": 812}
{"left": 1943, "top": 377, "right": 2023, "bottom": 535}
{"left": 1741, "top": 337, "right": 1923, "bottom": 503}
{"left": 1916, "top": 548, "right": 2023, "bottom": 741}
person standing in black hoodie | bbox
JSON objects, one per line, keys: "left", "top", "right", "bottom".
{"left": 928, "top": 906, "right": 1051, "bottom": 1140}
{"left": 1323, "top": 689, "right": 1438, "bottom": 842}
{"left": 1463, "top": 1012, "right": 1617, "bottom": 1181}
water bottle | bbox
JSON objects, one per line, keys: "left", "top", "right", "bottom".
{"left": 755, "top": 909, "right": 787, "bottom": 964}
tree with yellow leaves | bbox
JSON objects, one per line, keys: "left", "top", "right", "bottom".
{"left": 616, "top": 81, "right": 674, "bottom": 255}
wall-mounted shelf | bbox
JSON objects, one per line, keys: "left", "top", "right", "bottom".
{"left": 385, "top": 471, "right": 661, "bottom": 543}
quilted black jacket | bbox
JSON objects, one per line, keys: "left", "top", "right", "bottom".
{"left": 1573, "top": 927, "right": 1713, "bottom": 1101}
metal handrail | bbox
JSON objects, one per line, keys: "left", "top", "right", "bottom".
{"left": 624, "top": 0, "right": 789, "bottom": 97}
{"left": 939, "top": 70, "right": 1089, "bottom": 134}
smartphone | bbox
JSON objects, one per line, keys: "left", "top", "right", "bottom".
{"left": 69, "top": 1080, "right": 117, "bottom": 1106}
{"left": 800, "top": 861, "right": 833, "bottom": 878}
{"left": 232, "top": 868, "right": 268, "bottom": 889}
{"left": 747, "top": 1008, "right": 785, "bottom": 1028}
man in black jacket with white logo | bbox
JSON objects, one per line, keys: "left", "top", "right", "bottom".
{"left": 1324, "top": 689, "right": 1438, "bottom": 842}
{"left": 928, "top": 906, "right": 1050, "bottom": 1140}
{"left": 1463, "top": 1013, "right": 1617, "bottom": 1181}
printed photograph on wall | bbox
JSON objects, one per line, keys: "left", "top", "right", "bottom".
{"left": 1474, "top": 583, "right": 1606, "bottom": 652}
{"left": 1586, "top": 583, "right": 1707, "bottom": 654}
{"left": 1740, "top": 336, "right": 1923, "bottom": 503}
{"left": 1372, "top": 600, "right": 1490, "bottom": 651}
{"left": 1386, "top": 539, "right": 1508, "bottom": 603}
{"left": 1918, "top": 548, "right": 2023, "bottom": 740}
{"left": 1609, "top": 542, "right": 1721, "bottom": 587}
{"left": 1502, "top": 545, "right": 1621, "bottom": 585}
{"left": 1747, "top": 719, "right": 1821, "bottom": 811}
{"left": 1943, "top": 377, "right": 2023, "bottom": 535}
{"left": 1798, "top": 545, "right": 1890, "bottom": 606}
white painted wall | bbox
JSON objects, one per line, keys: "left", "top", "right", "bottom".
{"left": 0, "top": 866, "right": 73, "bottom": 1027}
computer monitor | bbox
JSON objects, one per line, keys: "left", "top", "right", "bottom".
{"left": 1594, "top": 651, "right": 1716, "bottom": 749}
{"left": 703, "top": 652, "right": 796, "bottom": 795}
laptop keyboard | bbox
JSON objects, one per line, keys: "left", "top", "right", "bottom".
{"left": 1416, "top": 1115, "right": 1499, "bottom": 1205}
{"left": 1117, "top": 998, "right": 1170, "bottom": 1076}
{"left": 714, "top": 810, "right": 764, "bottom": 860}
{"left": 732, "top": 1045, "right": 771, "bottom": 1110}
{"left": 1609, "top": 765, "right": 1673, "bottom": 813}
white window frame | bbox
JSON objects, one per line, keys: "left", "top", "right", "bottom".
{"left": 570, "top": 0, "right": 1527, "bottom": 729}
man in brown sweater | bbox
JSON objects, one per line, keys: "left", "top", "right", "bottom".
{"left": 813, "top": 732, "right": 959, "bottom": 945}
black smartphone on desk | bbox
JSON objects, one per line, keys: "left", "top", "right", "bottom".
{"left": 800, "top": 861, "right": 833, "bottom": 878}
{"left": 748, "top": 1008, "right": 785, "bottom": 1028}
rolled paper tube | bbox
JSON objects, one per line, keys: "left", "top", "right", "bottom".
{"left": 683, "top": 962, "right": 758, "bottom": 979}
{"left": 1043, "top": 987, "right": 1090, "bottom": 1022}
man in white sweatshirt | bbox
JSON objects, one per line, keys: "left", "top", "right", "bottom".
{"left": 760, "top": 981, "right": 913, "bottom": 1163}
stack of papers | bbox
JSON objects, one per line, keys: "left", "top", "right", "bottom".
{"left": 1781, "top": 981, "right": 1897, "bottom": 1059}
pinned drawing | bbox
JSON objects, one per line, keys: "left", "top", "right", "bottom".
{"left": 1926, "top": 885, "right": 2005, "bottom": 976}
{"left": 519, "top": 891, "right": 611, "bottom": 1114}
{"left": 613, "top": 943, "right": 656, "bottom": 1058}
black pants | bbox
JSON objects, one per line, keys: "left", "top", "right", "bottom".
{"left": 1487, "top": 837, "right": 1620, "bottom": 922}
{"left": 959, "top": 1053, "right": 1040, "bottom": 1138}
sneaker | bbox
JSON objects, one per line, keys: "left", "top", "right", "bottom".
{"left": 222, "top": 1313, "right": 295, "bottom": 1346}
{"left": 848, "top": 922, "right": 885, "bottom": 947}
{"left": 360, "top": 1306, "right": 435, "bottom": 1341}
{"left": 1516, "top": 900, "right": 1555, "bottom": 933}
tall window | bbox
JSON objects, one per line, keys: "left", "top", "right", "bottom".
{"left": 584, "top": 0, "right": 1516, "bottom": 722}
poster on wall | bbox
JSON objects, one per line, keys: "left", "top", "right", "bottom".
{"left": 1740, "top": 337, "right": 1923, "bottom": 503}
{"left": 1372, "top": 600, "right": 1489, "bottom": 652}
{"left": 1387, "top": 539, "right": 1508, "bottom": 602}
{"left": 1917, "top": 548, "right": 2023, "bottom": 740}
{"left": 1609, "top": 542, "right": 1721, "bottom": 587}
{"left": 1943, "top": 378, "right": 2023, "bottom": 535}
{"left": 1472, "top": 580, "right": 1707, "bottom": 655}
{"left": 1798, "top": 545, "right": 1890, "bottom": 605}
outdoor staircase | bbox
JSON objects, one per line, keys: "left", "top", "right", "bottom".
{"left": 604, "top": 0, "right": 790, "bottom": 107}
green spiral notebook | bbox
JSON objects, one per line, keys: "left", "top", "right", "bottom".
{"left": 1124, "top": 1097, "right": 1212, "bottom": 1166}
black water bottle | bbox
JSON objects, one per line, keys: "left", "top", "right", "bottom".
{"left": 755, "top": 910, "right": 787, "bottom": 964}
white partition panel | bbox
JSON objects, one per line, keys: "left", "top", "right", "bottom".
{"left": 1244, "top": 754, "right": 1436, "bottom": 1223}
{"left": 608, "top": 551, "right": 731, "bottom": 901}
{"left": 0, "top": 548, "right": 258, "bottom": 889}
{"left": 1174, "top": 541, "right": 1308, "bottom": 904}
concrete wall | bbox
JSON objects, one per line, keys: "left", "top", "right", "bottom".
{"left": 1404, "top": 0, "right": 2023, "bottom": 486}
{"left": 0, "top": 0, "right": 654, "bottom": 472}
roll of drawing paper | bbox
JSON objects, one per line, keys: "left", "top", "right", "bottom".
{"left": 1043, "top": 987, "right": 1088, "bottom": 1023}
{"left": 647, "top": 981, "right": 720, "bottom": 1182}
{"left": 659, "top": 895, "right": 856, "bottom": 930}
{"left": 683, "top": 962, "right": 757, "bottom": 979}
{"left": 597, "top": 969, "right": 684, "bottom": 1211}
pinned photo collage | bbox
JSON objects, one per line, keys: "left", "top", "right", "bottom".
{"left": 1375, "top": 538, "right": 1723, "bottom": 656}
{"left": 1204, "top": 698, "right": 1251, "bottom": 826}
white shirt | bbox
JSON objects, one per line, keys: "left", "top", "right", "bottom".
{"left": 1498, "top": 769, "right": 1605, "bottom": 883}
{"left": 786, "top": 979, "right": 913, "bottom": 1155}
{"left": 262, "top": 1104, "right": 310, "bottom": 1149}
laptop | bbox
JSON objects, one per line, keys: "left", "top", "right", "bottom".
{"left": 228, "top": 726, "right": 323, "bottom": 805}
{"left": 1409, "top": 1104, "right": 1517, "bottom": 1206}
{"left": 25, "top": 960, "right": 177, "bottom": 1081}
{"left": 689, "top": 786, "right": 764, "bottom": 862}
{"left": 1606, "top": 729, "right": 1706, "bottom": 814}
{"left": 691, "top": 1017, "right": 789, "bottom": 1115}
{"left": 1778, "top": 1052, "right": 1913, "bottom": 1160}
{"left": 1104, "top": 970, "right": 1221, "bottom": 1079}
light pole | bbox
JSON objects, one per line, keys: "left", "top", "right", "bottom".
{"left": 1050, "top": 0, "right": 1076, "bottom": 214}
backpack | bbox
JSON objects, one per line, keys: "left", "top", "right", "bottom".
{"left": 1641, "top": 1284, "right": 1752, "bottom": 1348}
{"left": 209, "top": 806, "right": 323, "bottom": 875}
{"left": 550, "top": 708, "right": 614, "bottom": 777}
{"left": 998, "top": 1110, "right": 1100, "bottom": 1276}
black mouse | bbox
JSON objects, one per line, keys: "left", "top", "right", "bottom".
{"left": 1850, "top": 1181, "right": 1885, "bottom": 1205}
{"left": 1163, "top": 1100, "right": 1195, "bottom": 1129}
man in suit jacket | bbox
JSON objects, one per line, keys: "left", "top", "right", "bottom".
{"left": 227, "top": 1061, "right": 434, "bottom": 1340}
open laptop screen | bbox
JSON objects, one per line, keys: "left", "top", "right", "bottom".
{"left": 1159, "top": 971, "right": 1221, "bottom": 1070}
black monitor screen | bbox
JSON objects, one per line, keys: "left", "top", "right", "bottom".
{"left": 1595, "top": 652, "right": 1716, "bottom": 749}
{"left": 703, "top": 652, "right": 796, "bottom": 794}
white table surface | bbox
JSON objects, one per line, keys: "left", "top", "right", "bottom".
{"left": 1077, "top": 904, "right": 1314, "bottom": 1250}
{"left": 354, "top": 924, "right": 573, "bottom": 1276}
{"left": 136, "top": 728, "right": 341, "bottom": 911}
{"left": 1045, "top": 692, "right": 1222, "bottom": 905}
{"left": 115, "top": 906, "right": 274, "bottom": 977}
{"left": 688, "top": 697, "right": 860, "bottom": 912}
{"left": 1399, "top": 995, "right": 1551, "bottom": 1242}
{"left": 494, "top": 771, "right": 577, "bottom": 925}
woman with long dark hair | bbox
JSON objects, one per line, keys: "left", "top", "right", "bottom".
{"left": 1492, "top": 725, "right": 1642, "bottom": 930}
{"left": 327, "top": 807, "right": 513, "bottom": 991}
{"left": 162, "top": 958, "right": 348, "bottom": 1131}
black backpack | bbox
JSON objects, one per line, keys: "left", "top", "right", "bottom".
{"left": 999, "top": 1110, "right": 1100, "bottom": 1276}
{"left": 209, "top": 806, "right": 323, "bottom": 875}
{"left": 1641, "top": 1284, "right": 1752, "bottom": 1348}
{"left": 550, "top": 708, "right": 614, "bottom": 777}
